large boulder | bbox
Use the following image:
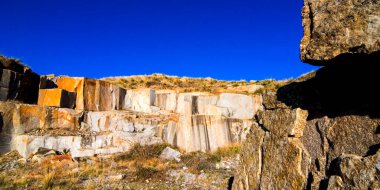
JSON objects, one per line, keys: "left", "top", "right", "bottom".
{"left": 300, "top": 0, "right": 380, "bottom": 64}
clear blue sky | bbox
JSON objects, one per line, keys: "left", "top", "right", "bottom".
{"left": 0, "top": 0, "right": 317, "bottom": 81}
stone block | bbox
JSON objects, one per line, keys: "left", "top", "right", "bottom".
{"left": 12, "top": 104, "right": 83, "bottom": 133}
{"left": 39, "top": 75, "right": 57, "bottom": 89}
{"left": 55, "top": 76, "right": 127, "bottom": 111}
{"left": 38, "top": 89, "right": 76, "bottom": 108}
{"left": 16, "top": 69, "right": 40, "bottom": 104}
{"left": 154, "top": 90, "right": 177, "bottom": 111}
{"left": 124, "top": 89, "right": 156, "bottom": 112}
{"left": 0, "top": 69, "right": 21, "bottom": 88}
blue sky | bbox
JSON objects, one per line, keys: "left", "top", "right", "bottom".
{"left": 0, "top": 0, "right": 317, "bottom": 81}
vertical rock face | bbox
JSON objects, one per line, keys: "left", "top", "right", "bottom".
{"left": 54, "top": 76, "right": 126, "bottom": 111}
{"left": 234, "top": 89, "right": 380, "bottom": 189}
{"left": 161, "top": 115, "right": 253, "bottom": 152}
{"left": 301, "top": 0, "right": 380, "bottom": 64}
{"left": 38, "top": 89, "right": 76, "bottom": 108}
{"left": 0, "top": 56, "right": 40, "bottom": 103}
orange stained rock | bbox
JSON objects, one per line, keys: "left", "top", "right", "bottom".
{"left": 56, "top": 76, "right": 85, "bottom": 110}
{"left": 38, "top": 89, "right": 76, "bottom": 108}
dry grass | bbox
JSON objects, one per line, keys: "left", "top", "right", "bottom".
{"left": 42, "top": 172, "right": 55, "bottom": 190}
{"left": 115, "top": 143, "right": 175, "bottom": 161}
{"left": 103, "top": 73, "right": 296, "bottom": 95}
{"left": 0, "top": 143, "right": 242, "bottom": 189}
{"left": 103, "top": 74, "right": 250, "bottom": 93}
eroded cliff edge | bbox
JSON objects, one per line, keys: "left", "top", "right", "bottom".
{"left": 235, "top": 0, "right": 380, "bottom": 189}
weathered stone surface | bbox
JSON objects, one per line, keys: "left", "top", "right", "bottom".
{"left": 154, "top": 90, "right": 177, "bottom": 111}
{"left": 55, "top": 76, "right": 126, "bottom": 111}
{"left": 161, "top": 115, "right": 253, "bottom": 152}
{"left": 174, "top": 92, "right": 261, "bottom": 119}
{"left": 160, "top": 147, "right": 182, "bottom": 162}
{"left": 1, "top": 71, "right": 39, "bottom": 104}
{"left": 0, "top": 58, "right": 40, "bottom": 103}
{"left": 17, "top": 69, "right": 40, "bottom": 104}
{"left": 0, "top": 102, "right": 17, "bottom": 154}
{"left": 327, "top": 151, "right": 380, "bottom": 189}
{"left": 12, "top": 104, "right": 83, "bottom": 133}
{"left": 84, "top": 111, "right": 162, "bottom": 133}
{"left": 217, "top": 93, "right": 257, "bottom": 119}
{"left": 236, "top": 86, "right": 380, "bottom": 189}
{"left": 0, "top": 55, "right": 24, "bottom": 73}
{"left": 39, "top": 75, "right": 57, "bottom": 89}
{"left": 259, "top": 108, "right": 308, "bottom": 138}
{"left": 124, "top": 88, "right": 156, "bottom": 113}
{"left": 233, "top": 124, "right": 265, "bottom": 190}
{"left": 301, "top": 0, "right": 380, "bottom": 64}
{"left": 0, "top": 69, "right": 20, "bottom": 89}
{"left": 14, "top": 127, "right": 163, "bottom": 158}
{"left": 38, "top": 89, "right": 76, "bottom": 108}
{"left": 234, "top": 107, "right": 311, "bottom": 190}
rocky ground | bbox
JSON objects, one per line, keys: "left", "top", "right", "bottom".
{"left": 0, "top": 143, "right": 239, "bottom": 190}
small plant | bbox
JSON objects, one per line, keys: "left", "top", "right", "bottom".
{"left": 62, "top": 148, "right": 70, "bottom": 155}
{"left": 116, "top": 143, "right": 175, "bottom": 161}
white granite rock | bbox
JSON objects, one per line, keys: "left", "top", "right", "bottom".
{"left": 160, "top": 147, "right": 182, "bottom": 162}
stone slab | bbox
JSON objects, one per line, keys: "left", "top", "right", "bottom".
{"left": 38, "top": 89, "right": 76, "bottom": 108}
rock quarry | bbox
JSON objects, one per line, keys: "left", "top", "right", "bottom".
{"left": 0, "top": 60, "right": 263, "bottom": 158}
{"left": 0, "top": 0, "right": 379, "bottom": 189}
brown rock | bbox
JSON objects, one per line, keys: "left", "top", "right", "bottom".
{"left": 55, "top": 76, "right": 126, "bottom": 111}
{"left": 39, "top": 75, "right": 57, "bottom": 89}
{"left": 328, "top": 151, "right": 380, "bottom": 189}
{"left": 38, "top": 89, "right": 76, "bottom": 108}
{"left": 0, "top": 56, "right": 40, "bottom": 103}
{"left": 16, "top": 69, "right": 40, "bottom": 104}
{"left": 259, "top": 108, "right": 308, "bottom": 137}
{"left": 0, "top": 55, "right": 24, "bottom": 73}
{"left": 235, "top": 108, "right": 310, "bottom": 190}
{"left": 301, "top": 0, "right": 380, "bottom": 64}
{"left": 233, "top": 124, "right": 265, "bottom": 190}
{"left": 12, "top": 104, "right": 83, "bottom": 133}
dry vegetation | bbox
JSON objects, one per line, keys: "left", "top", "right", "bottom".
{"left": 0, "top": 143, "right": 241, "bottom": 190}
{"left": 103, "top": 73, "right": 295, "bottom": 94}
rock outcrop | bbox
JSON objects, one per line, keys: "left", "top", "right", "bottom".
{"left": 0, "top": 56, "right": 40, "bottom": 103}
{"left": 0, "top": 56, "right": 264, "bottom": 156}
{"left": 234, "top": 1, "right": 380, "bottom": 188}
{"left": 300, "top": 0, "right": 380, "bottom": 64}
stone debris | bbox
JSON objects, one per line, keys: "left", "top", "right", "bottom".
{"left": 159, "top": 147, "right": 182, "bottom": 162}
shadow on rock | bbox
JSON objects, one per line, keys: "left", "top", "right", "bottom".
{"left": 277, "top": 51, "right": 380, "bottom": 119}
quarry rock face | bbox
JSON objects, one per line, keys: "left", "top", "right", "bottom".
{"left": 54, "top": 76, "right": 126, "bottom": 111}
{"left": 0, "top": 56, "right": 40, "bottom": 103}
{"left": 301, "top": 0, "right": 380, "bottom": 64}
{"left": 161, "top": 115, "right": 254, "bottom": 152}
{"left": 38, "top": 89, "right": 76, "bottom": 108}
{"left": 0, "top": 76, "right": 262, "bottom": 157}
